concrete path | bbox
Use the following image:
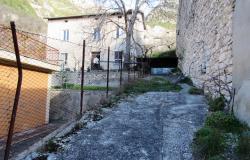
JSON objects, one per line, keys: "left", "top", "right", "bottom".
{"left": 55, "top": 85, "right": 208, "bottom": 160}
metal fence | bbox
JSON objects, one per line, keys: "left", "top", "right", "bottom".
{"left": 0, "top": 22, "right": 146, "bottom": 160}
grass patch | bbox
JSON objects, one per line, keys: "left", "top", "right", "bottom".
{"left": 188, "top": 87, "right": 204, "bottom": 95}
{"left": 52, "top": 83, "right": 112, "bottom": 91}
{"left": 179, "top": 77, "right": 193, "bottom": 86}
{"left": 123, "top": 77, "right": 181, "bottom": 94}
{"left": 151, "top": 49, "right": 177, "bottom": 58}
{"left": 205, "top": 111, "right": 247, "bottom": 133}
{"left": 208, "top": 96, "right": 225, "bottom": 112}
{"left": 193, "top": 127, "right": 226, "bottom": 159}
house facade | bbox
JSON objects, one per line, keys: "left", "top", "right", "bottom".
{"left": 46, "top": 11, "right": 146, "bottom": 71}
{"left": 177, "top": 0, "right": 250, "bottom": 126}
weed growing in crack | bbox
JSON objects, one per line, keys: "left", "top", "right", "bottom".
{"left": 43, "top": 140, "right": 60, "bottom": 153}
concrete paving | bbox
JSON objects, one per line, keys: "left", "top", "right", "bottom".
{"left": 55, "top": 85, "right": 208, "bottom": 160}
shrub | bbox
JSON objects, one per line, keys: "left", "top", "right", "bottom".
{"left": 188, "top": 87, "right": 204, "bottom": 95}
{"left": 237, "top": 131, "right": 250, "bottom": 159}
{"left": 193, "top": 127, "right": 225, "bottom": 158}
{"left": 205, "top": 112, "right": 246, "bottom": 133}
{"left": 208, "top": 96, "right": 225, "bottom": 112}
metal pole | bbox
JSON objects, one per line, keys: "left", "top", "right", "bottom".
{"left": 106, "top": 47, "right": 110, "bottom": 97}
{"left": 4, "top": 21, "right": 23, "bottom": 160}
{"left": 128, "top": 52, "right": 130, "bottom": 82}
{"left": 120, "top": 52, "right": 123, "bottom": 87}
{"left": 134, "top": 57, "right": 136, "bottom": 80}
{"left": 80, "top": 40, "right": 85, "bottom": 116}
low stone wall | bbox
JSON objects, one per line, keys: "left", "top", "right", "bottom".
{"left": 49, "top": 90, "right": 108, "bottom": 122}
{"left": 51, "top": 71, "right": 133, "bottom": 87}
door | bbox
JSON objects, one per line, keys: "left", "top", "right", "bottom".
{"left": 91, "top": 52, "right": 101, "bottom": 70}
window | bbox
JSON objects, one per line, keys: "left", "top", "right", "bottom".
{"left": 116, "top": 27, "right": 124, "bottom": 38}
{"left": 63, "top": 29, "right": 69, "bottom": 41}
{"left": 93, "top": 28, "right": 101, "bottom": 41}
{"left": 116, "top": 27, "right": 120, "bottom": 38}
{"left": 114, "top": 51, "right": 123, "bottom": 63}
{"left": 61, "top": 53, "right": 68, "bottom": 65}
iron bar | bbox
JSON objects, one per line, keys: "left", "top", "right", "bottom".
{"left": 134, "top": 57, "right": 136, "bottom": 80}
{"left": 80, "top": 40, "right": 85, "bottom": 116}
{"left": 106, "top": 47, "right": 110, "bottom": 97}
{"left": 4, "top": 21, "right": 23, "bottom": 160}
{"left": 120, "top": 53, "right": 123, "bottom": 87}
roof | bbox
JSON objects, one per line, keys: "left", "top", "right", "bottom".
{"left": 46, "top": 10, "right": 144, "bottom": 21}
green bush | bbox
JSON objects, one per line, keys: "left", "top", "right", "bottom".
{"left": 188, "top": 87, "right": 204, "bottom": 95}
{"left": 193, "top": 127, "right": 225, "bottom": 159}
{"left": 208, "top": 96, "right": 225, "bottom": 112}
{"left": 237, "top": 131, "right": 250, "bottom": 159}
{"left": 205, "top": 112, "right": 246, "bottom": 133}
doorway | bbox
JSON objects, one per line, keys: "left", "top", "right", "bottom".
{"left": 91, "top": 52, "right": 101, "bottom": 70}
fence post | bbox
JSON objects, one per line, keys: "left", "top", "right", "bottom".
{"left": 80, "top": 40, "right": 85, "bottom": 116}
{"left": 120, "top": 53, "right": 123, "bottom": 87}
{"left": 134, "top": 57, "right": 136, "bottom": 80}
{"left": 106, "top": 47, "right": 110, "bottom": 98}
{"left": 128, "top": 53, "right": 130, "bottom": 82}
{"left": 4, "top": 21, "right": 23, "bottom": 160}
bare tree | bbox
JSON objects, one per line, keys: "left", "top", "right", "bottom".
{"left": 96, "top": 0, "right": 155, "bottom": 68}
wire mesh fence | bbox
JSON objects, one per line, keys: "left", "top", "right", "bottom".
{"left": 0, "top": 22, "right": 146, "bottom": 160}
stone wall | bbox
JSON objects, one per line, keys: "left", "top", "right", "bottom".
{"left": 49, "top": 90, "right": 108, "bottom": 122}
{"left": 51, "top": 71, "right": 134, "bottom": 87}
{"left": 176, "top": 0, "right": 234, "bottom": 98}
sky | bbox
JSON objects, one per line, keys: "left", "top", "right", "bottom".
{"left": 86, "top": 0, "right": 160, "bottom": 16}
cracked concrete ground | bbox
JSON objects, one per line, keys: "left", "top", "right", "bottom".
{"left": 55, "top": 84, "right": 208, "bottom": 160}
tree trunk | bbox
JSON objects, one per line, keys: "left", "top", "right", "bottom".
{"left": 125, "top": 32, "right": 131, "bottom": 69}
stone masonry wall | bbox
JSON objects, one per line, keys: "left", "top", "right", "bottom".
{"left": 176, "top": 0, "right": 235, "bottom": 98}
{"left": 51, "top": 71, "right": 134, "bottom": 88}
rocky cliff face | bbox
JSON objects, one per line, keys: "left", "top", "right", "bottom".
{"left": 146, "top": 0, "right": 179, "bottom": 25}
{"left": 144, "top": 0, "right": 179, "bottom": 52}
{"left": 0, "top": 0, "right": 98, "bottom": 33}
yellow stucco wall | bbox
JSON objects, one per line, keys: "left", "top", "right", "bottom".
{"left": 0, "top": 64, "right": 49, "bottom": 137}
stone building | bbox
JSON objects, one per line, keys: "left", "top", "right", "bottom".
{"left": 46, "top": 10, "right": 146, "bottom": 71}
{"left": 177, "top": 0, "right": 250, "bottom": 126}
